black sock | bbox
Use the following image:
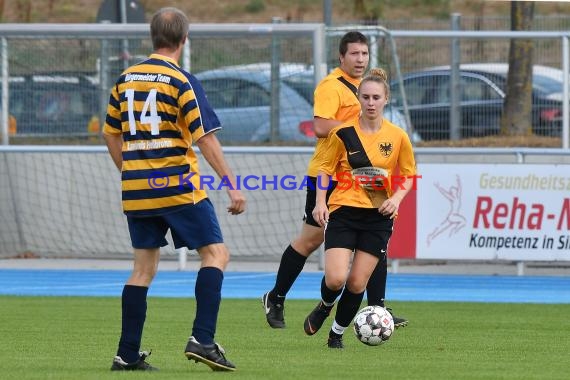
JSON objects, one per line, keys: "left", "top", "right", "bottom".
{"left": 192, "top": 267, "right": 223, "bottom": 345}
{"left": 117, "top": 285, "right": 148, "bottom": 363}
{"left": 321, "top": 276, "right": 343, "bottom": 305}
{"left": 366, "top": 253, "right": 387, "bottom": 307}
{"left": 270, "top": 245, "right": 307, "bottom": 304}
{"left": 335, "top": 287, "right": 365, "bottom": 328}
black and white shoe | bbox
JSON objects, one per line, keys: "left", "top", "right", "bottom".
{"left": 304, "top": 301, "right": 333, "bottom": 336}
{"left": 184, "top": 336, "right": 236, "bottom": 371}
{"left": 262, "top": 292, "right": 285, "bottom": 328}
{"left": 327, "top": 334, "right": 344, "bottom": 349}
{"left": 110, "top": 351, "right": 158, "bottom": 371}
{"left": 386, "top": 307, "right": 409, "bottom": 329}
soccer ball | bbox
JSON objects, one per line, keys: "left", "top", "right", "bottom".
{"left": 353, "top": 305, "right": 394, "bottom": 346}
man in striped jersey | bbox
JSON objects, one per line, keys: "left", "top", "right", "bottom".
{"left": 103, "top": 7, "right": 245, "bottom": 372}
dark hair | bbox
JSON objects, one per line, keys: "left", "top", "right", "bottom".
{"left": 339, "top": 31, "right": 368, "bottom": 56}
{"left": 359, "top": 68, "right": 390, "bottom": 100}
{"left": 150, "top": 7, "right": 189, "bottom": 50}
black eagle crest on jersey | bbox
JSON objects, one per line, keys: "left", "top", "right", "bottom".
{"left": 379, "top": 142, "right": 393, "bottom": 157}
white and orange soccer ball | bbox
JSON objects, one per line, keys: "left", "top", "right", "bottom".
{"left": 353, "top": 305, "right": 394, "bottom": 346}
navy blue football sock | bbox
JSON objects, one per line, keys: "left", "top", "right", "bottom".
{"left": 117, "top": 285, "right": 148, "bottom": 363}
{"left": 270, "top": 245, "right": 307, "bottom": 304}
{"left": 192, "top": 267, "right": 223, "bottom": 345}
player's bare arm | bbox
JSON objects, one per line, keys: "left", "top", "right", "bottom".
{"left": 196, "top": 132, "right": 246, "bottom": 215}
{"left": 313, "top": 117, "right": 343, "bottom": 138}
{"left": 103, "top": 133, "right": 123, "bottom": 171}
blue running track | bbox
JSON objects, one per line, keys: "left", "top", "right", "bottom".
{"left": 1, "top": 269, "right": 569, "bottom": 303}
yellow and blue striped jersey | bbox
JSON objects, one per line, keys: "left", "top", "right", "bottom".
{"left": 103, "top": 53, "right": 220, "bottom": 217}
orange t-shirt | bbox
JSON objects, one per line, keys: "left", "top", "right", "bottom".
{"left": 306, "top": 67, "right": 361, "bottom": 177}
{"left": 320, "top": 117, "right": 416, "bottom": 212}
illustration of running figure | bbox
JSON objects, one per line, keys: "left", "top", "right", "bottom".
{"left": 427, "top": 175, "right": 466, "bottom": 246}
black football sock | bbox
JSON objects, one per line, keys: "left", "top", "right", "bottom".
{"left": 192, "top": 267, "right": 223, "bottom": 345}
{"left": 321, "top": 276, "right": 343, "bottom": 305}
{"left": 269, "top": 245, "right": 307, "bottom": 304}
{"left": 366, "top": 253, "right": 387, "bottom": 307}
{"left": 117, "top": 285, "right": 148, "bottom": 363}
{"left": 334, "top": 287, "right": 365, "bottom": 328}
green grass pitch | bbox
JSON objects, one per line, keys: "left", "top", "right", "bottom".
{"left": 1, "top": 296, "right": 569, "bottom": 379}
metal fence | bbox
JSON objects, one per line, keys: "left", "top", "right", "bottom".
{"left": 1, "top": 23, "right": 570, "bottom": 147}
{"left": 337, "top": 14, "right": 570, "bottom": 31}
{"left": 357, "top": 28, "right": 570, "bottom": 147}
{"left": 0, "top": 23, "right": 325, "bottom": 144}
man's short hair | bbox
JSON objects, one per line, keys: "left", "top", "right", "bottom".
{"left": 339, "top": 31, "right": 368, "bottom": 56}
{"left": 150, "top": 7, "right": 189, "bottom": 50}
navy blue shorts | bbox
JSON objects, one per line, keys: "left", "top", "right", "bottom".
{"left": 324, "top": 206, "right": 393, "bottom": 258}
{"left": 127, "top": 198, "right": 223, "bottom": 250}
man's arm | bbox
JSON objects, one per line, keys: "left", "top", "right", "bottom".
{"left": 313, "top": 117, "right": 343, "bottom": 138}
{"left": 196, "top": 133, "right": 246, "bottom": 215}
{"left": 103, "top": 133, "right": 123, "bottom": 171}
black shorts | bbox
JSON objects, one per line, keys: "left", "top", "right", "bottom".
{"left": 324, "top": 206, "right": 393, "bottom": 258}
{"left": 303, "top": 176, "right": 337, "bottom": 227}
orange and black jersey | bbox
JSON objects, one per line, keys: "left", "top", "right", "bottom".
{"left": 103, "top": 53, "right": 220, "bottom": 217}
{"left": 307, "top": 67, "right": 361, "bottom": 177}
{"left": 320, "top": 117, "right": 416, "bottom": 212}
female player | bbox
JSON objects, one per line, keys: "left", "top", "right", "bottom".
{"left": 304, "top": 68, "right": 416, "bottom": 348}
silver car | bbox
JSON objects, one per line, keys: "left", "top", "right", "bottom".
{"left": 196, "top": 63, "right": 420, "bottom": 144}
{"left": 196, "top": 63, "right": 316, "bottom": 143}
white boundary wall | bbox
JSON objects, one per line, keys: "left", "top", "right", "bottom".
{"left": 2, "top": 146, "right": 570, "bottom": 265}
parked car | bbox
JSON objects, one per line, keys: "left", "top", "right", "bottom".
{"left": 197, "top": 62, "right": 420, "bottom": 143}
{"left": 195, "top": 63, "right": 316, "bottom": 143}
{"left": 276, "top": 64, "right": 421, "bottom": 143}
{"left": 390, "top": 63, "right": 565, "bottom": 140}
{"left": 4, "top": 73, "right": 100, "bottom": 136}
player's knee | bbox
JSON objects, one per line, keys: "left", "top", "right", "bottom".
{"left": 346, "top": 276, "right": 367, "bottom": 294}
{"left": 129, "top": 269, "right": 156, "bottom": 286}
{"left": 293, "top": 234, "right": 324, "bottom": 255}
{"left": 325, "top": 275, "right": 346, "bottom": 291}
{"left": 307, "top": 238, "right": 324, "bottom": 253}
{"left": 199, "top": 243, "right": 230, "bottom": 269}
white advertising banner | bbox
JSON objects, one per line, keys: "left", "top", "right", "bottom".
{"left": 417, "top": 164, "right": 570, "bottom": 261}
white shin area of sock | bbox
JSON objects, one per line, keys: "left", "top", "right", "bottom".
{"left": 331, "top": 320, "right": 347, "bottom": 335}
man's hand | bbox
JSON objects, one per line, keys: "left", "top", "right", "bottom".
{"left": 197, "top": 133, "right": 246, "bottom": 215}
{"left": 227, "top": 189, "right": 246, "bottom": 215}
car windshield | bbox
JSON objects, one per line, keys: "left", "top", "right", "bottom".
{"left": 282, "top": 75, "right": 314, "bottom": 104}
{"left": 532, "top": 74, "right": 563, "bottom": 95}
